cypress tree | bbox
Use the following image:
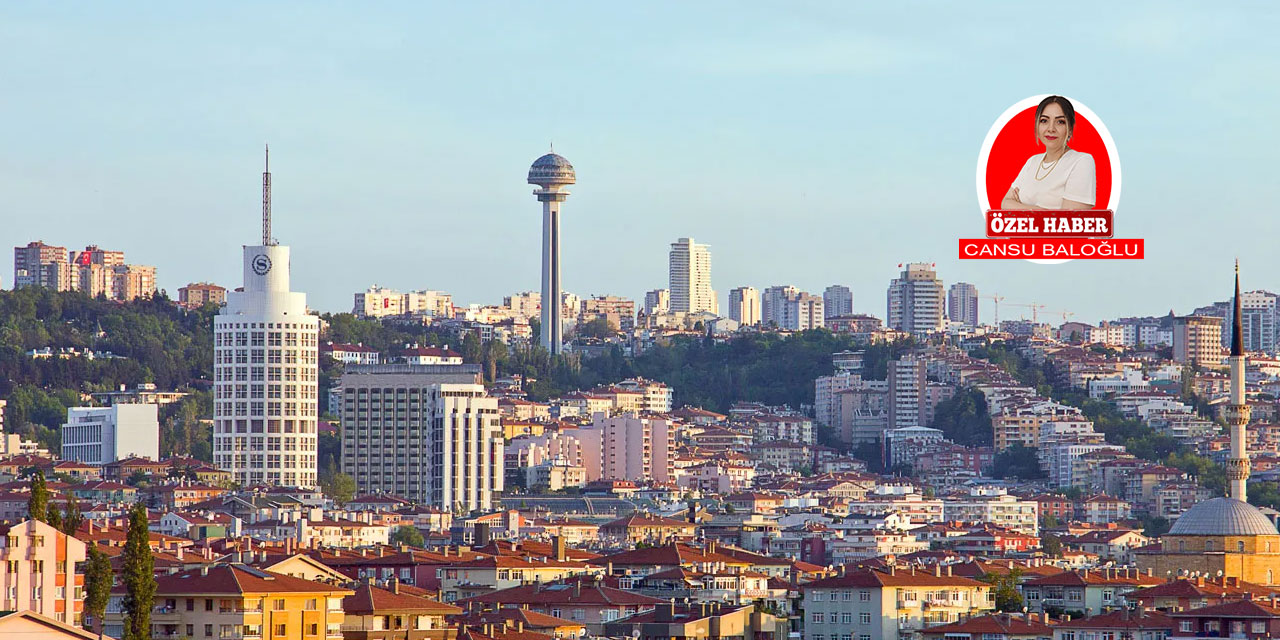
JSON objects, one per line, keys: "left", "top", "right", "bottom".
{"left": 27, "top": 470, "right": 49, "bottom": 522}
{"left": 62, "top": 492, "right": 84, "bottom": 535}
{"left": 121, "top": 502, "right": 156, "bottom": 640}
{"left": 83, "top": 544, "right": 114, "bottom": 635}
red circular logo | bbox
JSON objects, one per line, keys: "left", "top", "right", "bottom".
{"left": 984, "top": 106, "right": 1113, "bottom": 211}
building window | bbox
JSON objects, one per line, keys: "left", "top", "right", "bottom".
{"left": 1239, "top": 541, "right": 1246, "bottom": 552}
{"left": 812, "top": 591, "right": 824, "bottom": 602}
{"left": 859, "top": 590, "right": 871, "bottom": 601}
{"left": 812, "top": 613, "right": 825, "bottom": 624}
{"left": 841, "top": 613, "right": 852, "bottom": 624}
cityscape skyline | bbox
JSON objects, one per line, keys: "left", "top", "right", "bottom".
{"left": 2, "top": 3, "right": 1277, "bottom": 323}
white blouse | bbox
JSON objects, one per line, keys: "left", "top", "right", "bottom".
{"left": 1010, "top": 149, "right": 1097, "bottom": 209}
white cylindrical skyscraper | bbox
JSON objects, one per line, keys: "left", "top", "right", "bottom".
{"left": 528, "top": 152, "right": 575, "bottom": 355}
{"left": 213, "top": 150, "right": 319, "bottom": 488}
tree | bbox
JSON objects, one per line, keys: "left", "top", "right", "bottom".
{"left": 121, "top": 502, "right": 157, "bottom": 640}
{"left": 389, "top": 525, "right": 425, "bottom": 548}
{"left": 62, "top": 492, "right": 84, "bottom": 535}
{"left": 83, "top": 544, "right": 114, "bottom": 634}
{"left": 990, "top": 444, "right": 1046, "bottom": 480}
{"left": 1041, "top": 533, "right": 1064, "bottom": 557}
{"left": 323, "top": 472, "right": 357, "bottom": 505}
{"left": 27, "top": 470, "right": 49, "bottom": 522}
{"left": 46, "top": 505, "right": 62, "bottom": 530}
{"left": 980, "top": 568, "right": 1024, "bottom": 612}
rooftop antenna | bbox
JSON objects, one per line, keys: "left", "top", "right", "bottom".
{"left": 262, "top": 144, "right": 273, "bottom": 246}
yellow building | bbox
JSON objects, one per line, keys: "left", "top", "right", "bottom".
{"left": 104, "top": 564, "right": 353, "bottom": 640}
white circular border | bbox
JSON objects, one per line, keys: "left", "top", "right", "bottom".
{"left": 975, "top": 95, "right": 1122, "bottom": 264}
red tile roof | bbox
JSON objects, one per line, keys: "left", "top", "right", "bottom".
{"left": 459, "top": 582, "right": 665, "bottom": 607}
{"left": 343, "top": 583, "right": 461, "bottom": 615}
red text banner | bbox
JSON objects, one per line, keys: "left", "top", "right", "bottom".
{"left": 985, "top": 210, "right": 1114, "bottom": 238}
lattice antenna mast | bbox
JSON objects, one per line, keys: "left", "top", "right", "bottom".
{"left": 262, "top": 144, "right": 273, "bottom": 246}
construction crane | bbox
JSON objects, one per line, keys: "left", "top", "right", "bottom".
{"left": 982, "top": 295, "right": 1005, "bottom": 326}
{"left": 1007, "top": 303, "right": 1047, "bottom": 324}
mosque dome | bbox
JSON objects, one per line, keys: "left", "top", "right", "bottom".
{"left": 1168, "top": 497, "right": 1280, "bottom": 537}
{"left": 528, "top": 153, "right": 576, "bottom": 187}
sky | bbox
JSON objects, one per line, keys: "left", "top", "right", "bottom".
{"left": 2, "top": 2, "right": 1278, "bottom": 323}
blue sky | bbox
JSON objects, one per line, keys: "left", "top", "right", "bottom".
{"left": 2, "top": 2, "right": 1277, "bottom": 322}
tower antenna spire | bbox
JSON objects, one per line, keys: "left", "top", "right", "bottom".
{"left": 263, "top": 144, "right": 273, "bottom": 246}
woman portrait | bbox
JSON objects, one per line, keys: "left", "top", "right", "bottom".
{"left": 1001, "top": 95, "right": 1097, "bottom": 210}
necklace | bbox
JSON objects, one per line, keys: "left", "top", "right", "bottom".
{"left": 1035, "top": 150, "right": 1067, "bottom": 181}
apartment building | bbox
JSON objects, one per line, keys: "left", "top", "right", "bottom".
{"left": 669, "top": 238, "right": 716, "bottom": 314}
{"left": 575, "top": 413, "right": 676, "bottom": 483}
{"left": 1173, "top": 316, "right": 1223, "bottom": 366}
{"left": 801, "top": 567, "right": 994, "bottom": 640}
{"left": 888, "top": 357, "right": 927, "bottom": 430}
{"left": 643, "top": 289, "right": 670, "bottom": 315}
{"left": 0, "top": 519, "right": 87, "bottom": 625}
{"left": 887, "top": 263, "right": 945, "bottom": 336}
{"left": 991, "top": 400, "right": 1090, "bottom": 451}
{"left": 178, "top": 282, "right": 228, "bottom": 309}
{"left": 340, "top": 364, "right": 503, "bottom": 511}
{"left": 948, "top": 283, "right": 979, "bottom": 327}
{"left": 941, "top": 487, "right": 1040, "bottom": 535}
{"left": 824, "top": 285, "right": 854, "bottom": 318}
{"left": 728, "top": 287, "right": 760, "bottom": 327}
{"left": 103, "top": 565, "right": 352, "bottom": 640}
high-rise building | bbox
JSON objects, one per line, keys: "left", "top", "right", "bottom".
{"left": 529, "top": 153, "right": 576, "bottom": 355}
{"left": 887, "top": 263, "right": 945, "bottom": 335}
{"left": 13, "top": 241, "right": 154, "bottom": 300}
{"left": 61, "top": 404, "right": 159, "bottom": 465}
{"left": 668, "top": 237, "right": 715, "bottom": 314}
{"left": 783, "top": 292, "right": 824, "bottom": 330}
{"left": 643, "top": 289, "right": 670, "bottom": 315}
{"left": 13, "top": 241, "right": 68, "bottom": 289}
{"left": 948, "top": 282, "right": 980, "bottom": 327}
{"left": 178, "top": 282, "right": 227, "bottom": 309}
{"left": 1173, "top": 316, "right": 1224, "bottom": 365}
{"left": 339, "top": 364, "right": 503, "bottom": 511}
{"left": 213, "top": 149, "right": 320, "bottom": 488}
{"left": 761, "top": 286, "right": 822, "bottom": 330}
{"left": 823, "top": 285, "right": 853, "bottom": 318}
{"left": 1231, "top": 290, "right": 1279, "bottom": 353}
{"left": 728, "top": 287, "right": 761, "bottom": 326}
{"left": 888, "top": 356, "right": 927, "bottom": 430}
{"left": 575, "top": 413, "right": 675, "bottom": 483}
{"left": 761, "top": 285, "right": 799, "bottom": 327}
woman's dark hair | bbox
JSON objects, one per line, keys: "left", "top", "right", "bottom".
{"left": 1035, "top": 95, "right": 1076, "bottom": 134}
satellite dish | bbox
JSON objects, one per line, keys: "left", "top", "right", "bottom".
{"left": 632, "top": 631, "right": 640, "bottom": 639}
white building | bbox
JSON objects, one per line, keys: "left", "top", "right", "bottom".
{"left": 783, "top": 292, "right": 824, "bottom": 330}
{"left": 888, "top": 356, "right": 927, "bottom": 429}
{"left": 728, "top": 286, "right": 761, "bottom": 327}
{"left": 761, "top": 286, "right": 797, "bottom": 328}
{"left": 60, "top": 404, "right": 159, "bottom": 465}
{"left": 340, "top": 364, "right": 503, "bottom": 512}
{"left": 948, "top": 282, "right": 979, "bottom": 327}
{"left": 354, "top": 285, "right": 404, "bottom": 318}
{"left": 643, "top": 289, "right": 670, "bottom": 315}
{"left": 887, "top": 263, "right": 945, "bottom": 336}
{"left": 213, "top": 155, "right": 320, "bottom": 489}
{"left": 669, "top": 237, "right": 716, "bottom": 314}
{"left": 503, "top": 291, "right": 541, "bottom": 320}
{"left": 823, "top": 285, "right": 853, "bottom": 319}
{"left": 942, "top": 487, "right": 1040, "bottom": 535}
